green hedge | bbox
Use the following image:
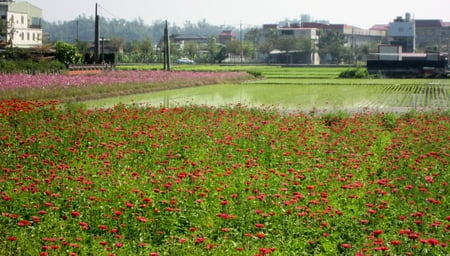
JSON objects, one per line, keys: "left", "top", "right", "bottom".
{"left": 0, "top": 60, "right": 66, "bottom": 74}
{"left": 338, "top": 67, "right": 369, "bottom": 78}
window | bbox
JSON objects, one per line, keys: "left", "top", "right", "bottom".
{"left": 33, "top": 33, "right": 35, "bottom": 41}
{"left": 27, "top": 32, "right": 30, "bottom": 41}
{"left": 21, "top": 16, "right": 24, "bottom": 24}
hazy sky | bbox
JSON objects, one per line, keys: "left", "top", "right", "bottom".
{"left": 25, "top": 0, "right": 450, "bottom": 29}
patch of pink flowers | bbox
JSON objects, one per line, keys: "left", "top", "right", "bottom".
{"left": 0, "top": 70, "right": 250, "bottom": 90}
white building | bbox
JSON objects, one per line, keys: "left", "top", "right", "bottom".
{"left": 0, "top": 0, "right": 43, "bottom": 48}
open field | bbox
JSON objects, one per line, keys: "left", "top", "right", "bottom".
{"left": 0, "top": 99, "right": 449, "bottom": 255}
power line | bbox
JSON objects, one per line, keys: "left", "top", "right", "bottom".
{"left": 97, "top": 3, "right": 120, "bottom": 20}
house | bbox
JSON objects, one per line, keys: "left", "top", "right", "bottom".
{"left": 275, "top": 24, "right": 320, "bottom": 64}
{"left": 0, "top": 0, "right": 43, "bottom": 48}
{"left": 218, "top": 30, "right": 237, "bottom": 44}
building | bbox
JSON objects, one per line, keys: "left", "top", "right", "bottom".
{"left": 0, "top": 0, "right": 43, "bottom": 48}
{"left": 388, "top": 13, "right": 415, "bottom": 52}
{"left": 302, "top": 22, "right": 387, "bottom": 48}
{"left": 415, "top": 19, "right": 450, "bottom": 52}
{"left": 218, "top": 30, "right": 237, "bottom": 44}
{"left": 262, "top": 23, "right": 320, "bottom": 64}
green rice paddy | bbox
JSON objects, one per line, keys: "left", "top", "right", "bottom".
{"left": 86, "top": 66, "right": 450, "bottom": 112}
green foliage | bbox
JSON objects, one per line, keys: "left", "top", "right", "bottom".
{"left": 338, "top": 67, "right": 369, "bottom": 78}
{"left": 53, "top": 41, "right": 83, "bottom": 66}
{"left": 321, "top": 110, "right": 350, "bottom": 126}
{"left": 215, "top": 45, "right": 228, "bottom": 63}
{"left": 246, "top": 70, "right": 263, "bottom": 78}
{"left": 381, "top": 112, "right": 398, "bottom": 129}
{"left": 0, "top": 60, "right": 66, "bottom": 74}
{"left": 318, "top": 31, "right": 353, "bottom": 64}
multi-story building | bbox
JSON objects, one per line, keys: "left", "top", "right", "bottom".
{"left": 0, "top": 0, "right": 43, "bottom": 48}
{"left": 302, "top": 22, "right": 387, "bottom": 48}
{"left": 388, "top": 13, "right": 416, "bottom": 52}
{"left": 415, "top": 19, "right": 450, "bottom": 52}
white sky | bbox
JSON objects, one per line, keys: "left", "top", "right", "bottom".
{"left": 25, "top": 0, "right": 450, "bottom": 29}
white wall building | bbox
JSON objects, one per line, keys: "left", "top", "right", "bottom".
{"left": 0, "top": 0, "right": 43, "bottom": 48}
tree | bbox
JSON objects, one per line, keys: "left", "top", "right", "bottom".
{"left": 207, "top": 37, "right": 218, "bottom": 63}
{"left": 183, "top": 41, "right": 198, "bottom": 60}
{"left": 226, "top": 40, "right": 240, "bottom": 62}
{"left": 318, "top": 31, "right": 353, "bottom": 64}
{"left": 215, "top": 45, "right": 228, "bottom": 63}
{"left": 54, "top": 41, "right": 83, "bottom": 66}
{"left": 258, "top": 28, "right": 278, "bottom": 60}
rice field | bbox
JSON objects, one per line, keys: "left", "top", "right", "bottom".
{"left": 86, "top": 66, "right": 450, "bottom": 112}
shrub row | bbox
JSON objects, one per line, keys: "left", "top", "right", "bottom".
{"left": 0, "top": 60, "right": 66, "bottom": 74}
{"left": 339, "top": 67, "right": 369, "bottom": 78}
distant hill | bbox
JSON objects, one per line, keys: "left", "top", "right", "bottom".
{"left": 43, "top": 16, "right": 233, "bottom": 43}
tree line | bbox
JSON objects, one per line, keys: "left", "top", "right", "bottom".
{"left": 27, "top": 16, "right": 378, "bottom": 65}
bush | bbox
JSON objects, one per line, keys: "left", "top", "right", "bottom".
{"left": 247, "top": 70, "right": 263, "bottom": 78}
{"left": 339, "top": 67, "right": 369, "bottom": 78}
{"left": 0, "top": 60, "right": 66, "bottom": 74}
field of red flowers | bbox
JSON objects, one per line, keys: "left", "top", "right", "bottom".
{"left": 0, "top": 99, "right": 449, "bottom": 256}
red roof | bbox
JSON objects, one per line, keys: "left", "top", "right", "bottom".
{"left": 370, "top": 24, "right": 389, "bottom": 31}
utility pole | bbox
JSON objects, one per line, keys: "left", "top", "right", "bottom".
{"left": 163, "top": 20, "right": 171, "bottom": 71}
{"left": 94, "top": 3, "right": 100, "bottom": 64}
{"left": 240, "top": 21, "right": 243, "bottom": 64}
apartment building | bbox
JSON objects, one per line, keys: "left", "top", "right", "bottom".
{"left": 0, "top": 0, "right": 43, "bottom": 48}
{"left": 415, "top": 19, "right": 450, "bottom": 52}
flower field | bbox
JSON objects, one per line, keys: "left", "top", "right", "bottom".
{"left": 0, "top": 70, "right": 253, "bottom": 102}
{"left": 0, "top": 99, "right": 449, "bottom": 255}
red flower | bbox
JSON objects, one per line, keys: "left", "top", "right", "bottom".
{"left": 427, "top": 238, "right": 440, "bottom": 246}
{"left": 71, "top": 211, "right": 81, "bottom": 217}
{"left": 194, "top": 237, "right": 205, "bottom": 243}
{"left": 17, "top": 220, "right": 31, "bottom": 227}
{"left": 255, "top": 223, "right": 265, "bottom": 228}
{"left": 256, "top": 232, "right": 265, "bottom": 239}
{"left": 79, "top": 222, "right": 89, "bottom": 230}
{"left": 341, "top": 243, "right": 352, "bottom": 248}
{"left": 372, "top": 229, "right": 383, "bottom": 236}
